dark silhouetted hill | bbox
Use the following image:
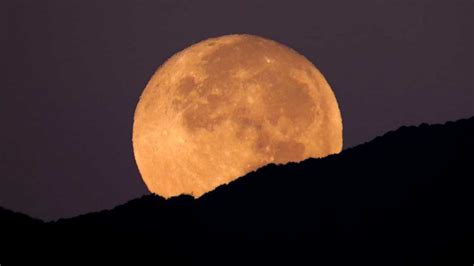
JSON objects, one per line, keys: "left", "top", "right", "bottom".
{"left": 0, "top": 206, "right": 43, "bottom": 228}
{"left": 1, "top": 117, "right": 473, "bottom": 265}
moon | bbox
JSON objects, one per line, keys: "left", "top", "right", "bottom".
{"left": 133, "top": 34, "right": 343, "bottom": 198}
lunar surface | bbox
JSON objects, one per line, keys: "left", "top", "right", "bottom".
{"left": 133, "top": 34, "right": 343, "bottom": 197}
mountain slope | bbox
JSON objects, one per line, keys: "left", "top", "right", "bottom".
{"left": 1, "top": 117, "right": 473, "bottom": 265}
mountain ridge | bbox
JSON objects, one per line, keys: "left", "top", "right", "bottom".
{"left": 1, "top": 116, "right": 473, "bottom": 265}
{"left": 2, "top": 116, "right": 472, "bottom": 223}
{"left": 66, "top": 116, "right": 474, "bottom": 221}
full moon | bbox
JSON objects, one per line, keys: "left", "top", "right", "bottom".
{"left": 133, "top": 34, "right": 342, "bottom": 198}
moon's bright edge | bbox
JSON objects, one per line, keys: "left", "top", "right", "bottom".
{"left": 133, "top": 34, "right": 343, "bottom": 198}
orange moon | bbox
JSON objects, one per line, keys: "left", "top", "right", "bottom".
{"left": 133, "top": 34, "right": 343, "bottom": 198}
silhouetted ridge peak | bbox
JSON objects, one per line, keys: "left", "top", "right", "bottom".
{"left": 2, "top": 116, "right": 473, "bottom": 223}
{"left": 205, "top": 115, "right": 474, "bottom": 199}
{"left": 1, "top": 116, "right": 473, "bottom": 265}
{"left": 0, "top": 206, "right": 43, "bottom": 227}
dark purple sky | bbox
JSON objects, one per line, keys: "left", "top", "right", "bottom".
{"left": 1, "top": 0, "right": 472, "bottom": 220}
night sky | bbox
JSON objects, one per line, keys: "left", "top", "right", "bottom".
{"left": 1, "top": 0, "right": 472, "bottom": 221}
